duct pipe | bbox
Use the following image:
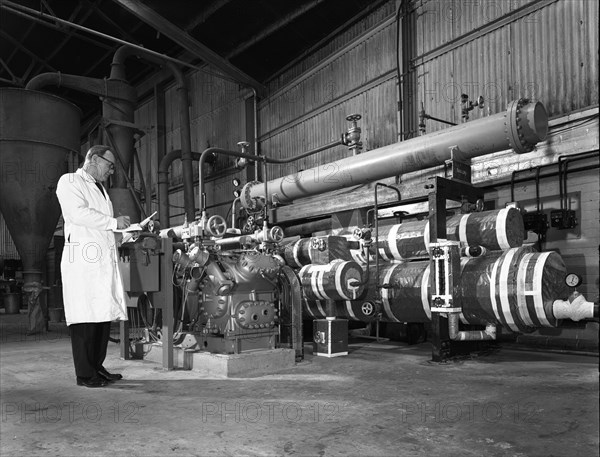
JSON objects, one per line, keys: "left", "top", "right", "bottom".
{"left": 25, "top": 73, "right": 134, "bottom": 102}
{"left": 111, "top": 46, "right": 196, "bottom": 223}
{"left": 158, "top": 149, "right": 202, "bottom": 229}
{"left": 25, "top": 71, "right": 139, "bottom": 221}
{"left": 242, "top": 99, "right": 548, "bottom": 207}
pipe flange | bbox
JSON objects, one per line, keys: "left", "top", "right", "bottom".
{"left": 506, "top": 99, "right": 530, "bottom": 154}
{"left": 240, "top": 181, "right": 264, "bottom": 211}
{"left": 506, "top": 98, "right": 548, "bottom": 154}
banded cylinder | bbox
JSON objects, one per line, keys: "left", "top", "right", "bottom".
{"left": 303, "top": 262, "right": 432, "bottom": 323}
{"left": 283, "top": 238, "right": 318, "bottom": 267}
{"left": 303, "top": 297, "right": 381, "bottom": 323}
{"left": 460, "top": 247, "right": 566, "bottom": 333}
{"left": 299, "top": 260, "right": 364, "bottom": 302}
{"left": 302, "top": 247, "right": 567, "bottom": 333}
{"left": 375, "top": 208, "right": 524, "bottom": 262}
{"left": 284, "top": 236, "right": 353, "bottom": 267}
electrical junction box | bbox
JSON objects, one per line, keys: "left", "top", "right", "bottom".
{"left": 550, "top": 209, "right": 578, "bottom": 230}
{"left": 313, "top": 318, "right": 348, "bottom": 357}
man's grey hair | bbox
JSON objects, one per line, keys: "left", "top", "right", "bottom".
{"left": 85, "top": 145, "right": 112, "bottom": 162}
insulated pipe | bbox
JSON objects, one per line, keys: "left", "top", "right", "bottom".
{"left": 242, "top": 99, "right": 548, "bottom": 207}
{"left": 111, "top": 45, "right": 196, "bottom": 222}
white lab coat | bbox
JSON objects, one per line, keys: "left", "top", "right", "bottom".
{"left": 56, "top": 168, "right": 128, "bottom": 326}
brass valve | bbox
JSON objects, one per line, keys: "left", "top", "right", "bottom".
{"left": 343, "top": 114, "right": 363, "bottom": 154}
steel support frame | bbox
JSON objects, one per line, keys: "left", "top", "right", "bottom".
{"left": 427, "top": 176, "right": 483, "bottom": 362}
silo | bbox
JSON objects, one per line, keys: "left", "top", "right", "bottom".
{"left": 0, "top": 88, "right": 80, "bottom": 332}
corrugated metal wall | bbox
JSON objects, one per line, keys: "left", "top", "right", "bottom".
{"left": 260, "top": 2, "right": 397, "bottom": 183}
{"left": 258, "top": 0, "right": 598, "bottom": 173}
{"left": 413, "top": 0, "right": 599, "bottom": 133}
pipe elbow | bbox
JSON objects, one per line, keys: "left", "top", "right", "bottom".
{"left": 110, "top": 45, "right": 136, "bottom": 81}
{"left": 25, "top": 72, "right": 62, "bottom": 91}
{"left": 553, "top": 294, "right": 596, "bottom": 322}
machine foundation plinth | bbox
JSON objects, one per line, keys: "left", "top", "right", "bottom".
{"left": 142, "top": 344, "right": 296, "bottom": 377}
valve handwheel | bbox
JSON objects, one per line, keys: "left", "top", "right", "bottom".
{"left": 361, "top": 302, "right": 374, "bottom": 316}
{"left": 269, "top": 226, "right": 284, "bottom": 242}
{"left": 352, "top": 227, "right": 363, "bottom": 240}
{"left": 207, "top": 215, "right": 227, "bottom": 237}
{"left": 346, "top": 114, "right": 362, "bottom": 122}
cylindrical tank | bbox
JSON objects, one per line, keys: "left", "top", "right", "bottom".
{"left": 375, "top": 207, "right": 524, "bottom": 261}
{"left": 284, "top": 238, "right": 316, "bottom": 268}
{"left": 303, "top": 298, "right": 380, "bottom": 323}
{"left": 460, "top": 247, "right": 566, "bottom": 332}
{"left": 299, "top": 260, "right": 364, "bottom": 301}
{"left": 304, "top": 262, "right": 433, "bottom": 323}
{"left": 0, "top": 88, "right": 81, "bottom": 285}
{"left": 2, "top": 293, "right": 21, "bottom": 314}
{"left": 302, "top": 247, "right": 567, "bottom": 332}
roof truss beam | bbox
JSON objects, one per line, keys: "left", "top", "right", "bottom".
{"left": 111, "top": 0, "right": 266, "bottom": 95}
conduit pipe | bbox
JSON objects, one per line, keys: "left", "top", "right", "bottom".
{"left": 448, "top": 313, "right": 496, "bottom": 341}
{"left": 241, "top": 99, "right": 548, "bottom": 208}
{"left": 111, "top": 45, "right": 196, "bottom": 223}
{"left": 199, "top": 140, "right": 347, "bottom": 215}
{"left": 157, "top": 149, "right": 202, "bottom": 229}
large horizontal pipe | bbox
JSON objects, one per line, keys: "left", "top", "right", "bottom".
{"left": 242, "top": 99, "right": 548, "bottom": 207}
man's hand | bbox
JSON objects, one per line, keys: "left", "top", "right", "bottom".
{"left": 116, "top": 215, "right": 130, "bottom": 229}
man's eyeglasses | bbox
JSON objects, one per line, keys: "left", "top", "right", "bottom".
{"left": 96, "top": 154, "right": 115, "bottom": 171}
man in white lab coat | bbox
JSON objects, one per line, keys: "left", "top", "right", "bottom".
{"left": 56, "top": 145, "right": 130, "bottom": 388}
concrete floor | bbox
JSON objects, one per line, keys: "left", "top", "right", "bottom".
{"left": 1, "top": 310, "right": 598, "bottom": 457}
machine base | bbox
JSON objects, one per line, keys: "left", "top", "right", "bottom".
{"left": 142, "top": 344, "right": 296, "bottom": 377}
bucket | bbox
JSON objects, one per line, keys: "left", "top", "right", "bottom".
{"left": 48, "top": 307, "right": 64, "bottom": 323}
{"left": 3, "top": 293, "right": 21, "bottom": 314}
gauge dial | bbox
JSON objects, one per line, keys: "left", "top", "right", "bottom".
{"left": 565, "top": 273, "right": 582, "bottom": 287}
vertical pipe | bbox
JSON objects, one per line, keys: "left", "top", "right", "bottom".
{"left": 111, "top": 46, "right": 195, "bottom": 222}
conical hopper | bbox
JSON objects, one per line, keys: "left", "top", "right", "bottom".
{"left": 0, "top": 88, "right": 80, "bottom": 330}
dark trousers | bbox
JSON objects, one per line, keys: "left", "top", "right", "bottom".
{"left": 69, "top": 322, "right": 111, "bottom": 378}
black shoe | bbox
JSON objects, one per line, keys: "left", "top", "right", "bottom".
{"left": 77, "top": 376, "right": 108, "bottom": 388}
{"left": 98, "top": 367, "right": 123, "bottom": 381}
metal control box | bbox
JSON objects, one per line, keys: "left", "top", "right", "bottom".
{"left": 313, "top": 318, "right": 348, "bottom": 357}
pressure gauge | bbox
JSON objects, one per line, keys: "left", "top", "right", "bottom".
{"left": 565, "top": 273, "right": 582, "bottom": 288}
